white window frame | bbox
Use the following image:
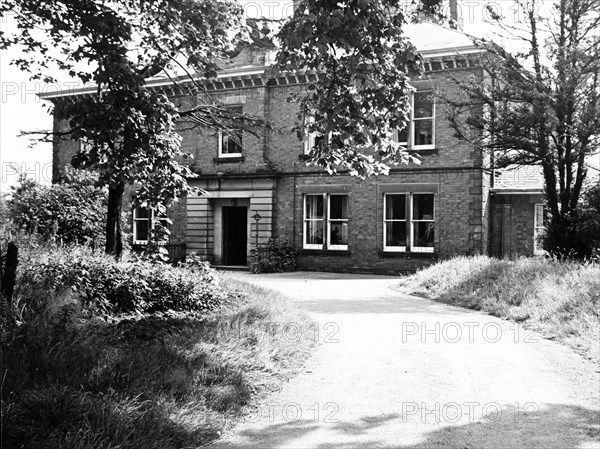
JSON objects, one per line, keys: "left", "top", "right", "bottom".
{"left": 393, "top": 89, "right": 436, "bottom": 150}
{"left": 383, "top": 193, "right": 435, "bottom": 253}
{"left": 303, "top": 194, "right": 324, "bottom": 249}
{"left": 132, "top": 206, "right": 168, "bottom": 244}
{"left": 383, "top": 194, "right": 407, "bottom": 252}
{"left": 218, "top": 105, "right": 243, "bottom": 158}
{"left": 303, "top": 193, "right": 349, "bottom": 250}
{"left": 533, "top": 203, "right": 547, "bottom": 255}
{"left": 411, "top": 193, "right": 435, "bottom": 253}
{"left": 326, "top": 194, "right": 349, "bottom": 251}
{"left": 303, "top": 115, "right": 334, "bottom": 155}
{"left": 79, "top": 139, "right": 93, "bottom": 152}
{"left": 303, "top": 115, "right": 316, "bottom": 155}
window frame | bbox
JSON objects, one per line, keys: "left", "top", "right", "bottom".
{"left": 383, "top": 193, "right": 407, "bottom": 252}
{"left": 303, "top": 193, "right": 349, "bottom": 251}
{"left": 79, "top": 138, "right": 93, "bottom": 153}
{"left": 326, "top": 194, "right": 349, "bottom": 251}
{"left": 393, "top": 89, "right": 436, "bottom": 150}
{"left": 410, "top": 193, "right": 435, "bottom": 253}
{"left": 303, "top": 194, "right": 324, "bottom": 249}
{"left": 132, "top": 206, "right": 168, "bottom": 245}
{"left": 218, "top": 105, "right": 243, "bottom": 158}
{"left": 303, "top": 115, "right": 333, "bottom": 155}
{"left": 383, "top": 192, "right": 435, "bottom": 253}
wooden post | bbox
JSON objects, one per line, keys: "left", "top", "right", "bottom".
{"left": 1, "top": 242, "right": 18, "bottom": 303}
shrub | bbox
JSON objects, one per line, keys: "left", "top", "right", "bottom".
{"left": 571, "top": 180, "right": 600, "bottom": 257}
{"left": 256, "top": 239, "right": 297, "bottom": 273}
{"left": 16, "top": 248, "right": 224, "bottom": 315}
{"left": 7, "top": 167, "right": 107, "bottom": 246}
{"left": 1, "top": 259, "right": 315, "bottom": 449}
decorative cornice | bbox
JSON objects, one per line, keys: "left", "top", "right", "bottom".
{"left": 39, "top": 52, "right": 484, "bottom": 100}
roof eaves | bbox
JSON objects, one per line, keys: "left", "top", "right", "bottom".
{"left": 38, "top": 66, "right": 268, "bottom": 100}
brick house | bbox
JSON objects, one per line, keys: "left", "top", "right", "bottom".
{"left": 43, "top": 21, "right": 545, "bottom": 273}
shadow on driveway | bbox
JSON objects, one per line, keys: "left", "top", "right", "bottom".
{"left": 215, "top": 403, "right": 599, "bottom": 448}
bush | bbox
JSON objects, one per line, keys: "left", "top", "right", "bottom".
{"left": 571, "top": 180, "right": 600, "bottom": 257}
{"left": 1, "top": 251, "right": 315, "bottom": 449}
{"left": 543, "top": 180, "right": 600, "bottom": 260}
{"left": 7, "top": 167, "right": 107, "bottom": 246}
{"left": 16, "top": 247, "right": 224, "bottom": 316}
{"left": 256, "top": 239, "right": 297, "bottom": 273}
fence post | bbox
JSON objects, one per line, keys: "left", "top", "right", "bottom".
{"left": 1, "top": 242, "right": 18, "bottom": 303}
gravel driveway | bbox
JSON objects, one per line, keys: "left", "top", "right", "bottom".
{"left": 209, "top": 271, "right": 600, "bottom": 449}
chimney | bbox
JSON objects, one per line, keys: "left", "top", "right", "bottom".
{"left": 449, "top": 0, "right": 462, "bottom": 30}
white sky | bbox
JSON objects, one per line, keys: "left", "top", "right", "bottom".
{"left": 0, "top": 0, "right": 596, "bottom": 193}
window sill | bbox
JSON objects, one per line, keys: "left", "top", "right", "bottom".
{"left": 213, "top": 155, "right": 244, "bottom": 163}
{"left": 408, "top": 147, "right": 438, "bottom": 155}
{"left": 378, "top": 250, "right": 437, "bottom": 259}
{"left": 299, "top": 249, "right": 352, "bottom": 256}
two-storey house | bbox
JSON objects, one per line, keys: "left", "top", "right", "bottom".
{"left": 42, "top": 20, "right": 545, "bottom": 273}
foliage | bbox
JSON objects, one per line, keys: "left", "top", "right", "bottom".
{"left": 1, "top": 267, "right": 315, "bottom": 449}
{"left": 0, "top": 0, "right": 265, "bottom": 256}
{"left": 276, "top": 0, "right": 436, "bottom": 177}
{"left": 7, "top": 167, "right": 106, "bottom": 246}
{"left": 445, "top": 0, "right": 600, "bottom": 258}
{"left": 397, "top": 256, "right": 600, "bottom": 362}
{"left": 16, "top": 247, "right": 224, "bottom": 315}
{"left": 256, "top": 239, "right": 297, "bottom": 273}
{"left": 570, "top": 180, "right": 600, "bottom": 255}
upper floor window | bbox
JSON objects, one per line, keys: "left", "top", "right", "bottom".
{"left": 384, "top": 193, "right": 435, "bottom": 252}
{"left": 304, "top": 194, "right": 349, "bottom": 250}
{"left": 133, "top": 206, "right": 168, "bottom": 244}
{"left": 79, "top": 139, "right": 93, "bottom": 152}
{"left": 303, "top": 115, "right": 332, "bottom": 155}
{"left": 393, "top": 90, "right": 435, "bottom": 150}
{"left": 218, "top": 105, "right": 243, "bottom": 158}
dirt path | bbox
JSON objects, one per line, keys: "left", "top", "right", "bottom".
{"left": 209, "top": 272, "right": 600, "bottom": 449}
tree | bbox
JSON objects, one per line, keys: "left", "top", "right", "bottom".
{"left": 572, "top": 178, "right": 600, "bottom": 253}
{"left": 1, "top": 0, "right": 262, "bottom": 257}
{"left": 276, "top": 0, "right": 434, "bottom": 177}
{"left": 1, "top": 0, "right": 445, "bottom": 256}
{"left": 445, "top": 0, "right": 600, "bottom": 258}
{"left": 8, "top": 167, "right": 107, "bottom": 246}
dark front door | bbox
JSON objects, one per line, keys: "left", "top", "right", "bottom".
{"left": 222, "top": 206, "right": 247, "bottom": 265}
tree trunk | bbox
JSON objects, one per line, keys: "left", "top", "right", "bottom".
{"left": 1, "top": 242, "right": 18, "bottom": 303}
{"left": 105, "top": 182, "right": 124, "bottom": 259}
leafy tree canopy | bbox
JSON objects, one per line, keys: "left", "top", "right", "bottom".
{"left": 7, "top": 167, "right": 107, "bottom": 246}
{"left": 445, "top": 0, "right": 600, "bottom": 258}
{"left": 1, "top": 0, "right": 445, "bottom": 254}
{"left": 276, "top": 0, "right": 430, "bottom": 177}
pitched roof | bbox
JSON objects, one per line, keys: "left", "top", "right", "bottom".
{"left": 39, "top": 22, "right": 479, "bottom": 100}
{"left": 404, "top": 22, "right": 478, "bottom": 56}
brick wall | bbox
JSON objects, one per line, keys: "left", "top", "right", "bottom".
{"left": 275, "top": 168, "right": 482, "bottom": 274}
{"left": 490, "top": 193, "right": 544, "bottom": 258}
{"left": 50, "top": 58, "right": 489, "bottom": 271}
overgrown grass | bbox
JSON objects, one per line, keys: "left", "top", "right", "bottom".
{"left": 397, "top": 256, "right": 600, "bottom": 363}
{"left": 1, "top": 246, "right": 315, "bottom": 449}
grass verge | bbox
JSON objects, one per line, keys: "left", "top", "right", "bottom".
{"left": 396, "top": 256, "right": 600, "bottom": 363}
{"left": 1, "top": 275, "right": 315, "bottom": 449}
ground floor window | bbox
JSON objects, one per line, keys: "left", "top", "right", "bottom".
{"left": 534, "top": 203, "right": 548, "bottom": 255}
{"left": 304, "top": 194, "right": 348, "bottom": 250}
{"left": 384, "top": 193, "right": 434, "bottom": 252}
{"left": 133, "top": 206, "right": 169, "bottom": 244}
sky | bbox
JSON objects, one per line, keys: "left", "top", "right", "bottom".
{"left": 0, "top": 0, "right": 596, "bottom": 194}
